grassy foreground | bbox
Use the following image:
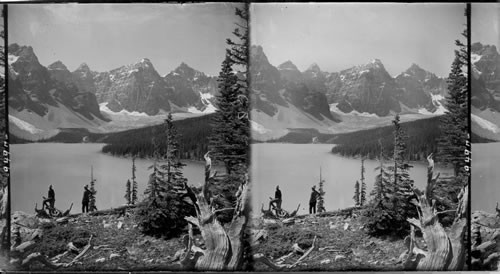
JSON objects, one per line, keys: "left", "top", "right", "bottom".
{"left": 10, "top": 210, "right": 206, "bottom": 271}
{"left": 250, "top": 208, "right": 424, "bottom": 271}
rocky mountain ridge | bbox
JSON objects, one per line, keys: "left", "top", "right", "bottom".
{"left": 250, "top": 45, "right": 449, "bottom": 141}
{"left": 8, "top": 43, "right": 219, "bottom": 139}
{"left": 471, "top": 42, "right": 500, "bottom": 142}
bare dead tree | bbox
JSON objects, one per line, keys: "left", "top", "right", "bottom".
{"left": 178, "top": 152, "right": 248, "bottom": 270}
{"left": 403, "top": 154, "right": 467, "bottom": 270}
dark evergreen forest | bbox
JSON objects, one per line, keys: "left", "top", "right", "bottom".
{"left": 331, "top": 116, "right": 441, "bottom": 161}
{"left": 24, "top": 114, "right": 213, "bottom": 160}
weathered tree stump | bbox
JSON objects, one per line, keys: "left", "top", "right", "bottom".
{"left": 178, "top": 152, "right": 248, "bottom": 270}
{"left": 404, "top": 154, "right": 467, "bottom": 270}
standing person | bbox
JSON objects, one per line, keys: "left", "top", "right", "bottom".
{"left": 82, "top": 185, "right": 90, "bottom": 213}
{"left": 309, "top": 186, "right": 320, "bottom": 214}
{"left": 43, "top": 185, "right": 55, "bottom": 213}
{"left": 269, "top": 185, "right": 282, "bottom": 211}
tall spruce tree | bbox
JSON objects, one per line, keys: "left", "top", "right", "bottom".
{"left": 209, "top": 54, "right": 240, "bottom": 174}
{"left": 209, "top": 6, "right": 249, "bottom": 176}
{"left": 136, "top": 114, "right": 194, "bottom": 238}
{"left": 363, "top": 115, "right": 418, "bottom": 236}
{"left": 159, "top": 113, "right": 186, "bottom": 187}
{"left": 131, "top": 157, "right": 138, "bottom": 205}
{"left": 371, "top": 142, "right": 390, "bottom": 201}
{"left": 89, "top": 166, "right": 97, "bottom": 211}
{"left": 360, "top": 158, "right": 367, "bottom": 206}
{"left": 353, "top": 180, "right": 360, "bottom": 206}
{"left": 125, "top": 179, "right": 131, "bottom": 205}
{"left": 317, "top": 168, "right": 326, "bottom": 213}
{"left": 438, "top": 25, "right": 468, "bottom": 177}
{"left": 205, "top": 6, "right": 249, "bottom": 225}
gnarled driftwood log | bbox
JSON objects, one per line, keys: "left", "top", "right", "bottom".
{"left": 179, "top": 152, "right": 248, "bottom": 270}
{"left": 404, "top": 154, "right": 467, "bottom": 270}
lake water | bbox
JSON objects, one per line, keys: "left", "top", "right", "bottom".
{"left": 251, "top": 143, "right": 453, "bottom": 215}
{"left": 471, "top": 143, "right": 500, "bottom": 212}
{"left": 11, "top": 143, "right": 205, "bottom": 214}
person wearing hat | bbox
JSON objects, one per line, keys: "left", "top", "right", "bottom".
{"left": 82, "top": 185, "right": 91, "bottom": 213}
{"left": 309, "top": 185, "right": 320, "bottom": 214}
{"left": 42, "top": 185, "right": 55, "bottom": 214}
{"left": 269, "top": 185, "right": 282, "bottom": 212}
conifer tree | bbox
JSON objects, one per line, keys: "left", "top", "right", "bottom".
{"left": 363, "top": 115, "right": 417, "bottom": 236}
{"left": 438, "top": 25, "right": 468, "bottom": 177}
{"left": 136, "top": 114, "right": 194, "bottom": 237}
{"left": 131, "top": 157, "right": 138, "bottom": 205}
{"left": 125, "top": 179, "right": 131, "bottom": 205}
{"left": 371, "top": 141, "right": 391, "bottom": 200}
{"left": 161, "top": 113, "right": 186, "bottom": 187}
{"left": 317, "top": 168, "right": 326, "bottom": 213}
{"left": 209, "top": 5, "right": 249, "bottom": 176}
{"left": 360, "top": 158, "right": 367, "bottom": 206}
{"left": 89, "top": 166, "right": 97, "bottom": 211}
{"left": 205, "top": 6, "right": 249, "bottom": 225}
{"left": 353, "top": 180, "right": 360, "bottom": 206}
{"left": 209, "top": 53, "right": 243, "bottom": 175}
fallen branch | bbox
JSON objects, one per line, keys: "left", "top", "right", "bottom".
{"left": 253, "top": 236, "right": 318, "bottom": 270}
{"left": 22, "top": 252, "right": 63, "bottom": 269}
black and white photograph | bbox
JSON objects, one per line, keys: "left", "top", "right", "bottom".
{"left": 470, "top": 3, "right": 500, "bottom": 271}
{"left": 0, "top": 4, "right": 9, "bottom": 270}
{"left": 249, "top": 3, "right": 469, "bottom": 271}
{"left": 7, "top": 3, "right": 250, "bottom": 271}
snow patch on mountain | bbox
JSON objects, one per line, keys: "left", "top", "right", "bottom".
{"left": 9, "top": 115, "right": 43, "bottom": 134}
{"left": 472, "top": 53, "right": 482, "bottom": 64}
{"left": 99, "top": 103, "right": 151, "bottom": 117}
{"left": 187, "top": 92, "right": 217, "bottom": 114}
{"left": 8, "top": 54, "right": 19, "bottom": 65}
{"left": 251, "top": 120, "right": 270, "bottom": 134}
{"left": 472, "top": 113, "right": 499, "bottom": 133}
{"left": 329, "top": 103, "right": 379, "bottom": 118}
{"left": 431, "top": 94, "right": 447, "bottom": 115}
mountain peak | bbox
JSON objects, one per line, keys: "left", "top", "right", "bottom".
{"left": 76, "top": 63, "right": 91, "bottom": 71}
{"left": 278, "top": 60, "right": 299, "bottom": 71}
{"left": 409, "top": 63, "right": 421, "bottom": 70}
{"left": 307, "top": 63, "right": 321, "bottom": 72}
{"left": 472, "top": 42, "right": 498, "bottom": 57}
{"left": 140, "top": 58, "right": 152, "bottom": 64}
{"left": 250, "top": 45, "right": 270, "bottom": 64}
{"left": 8, "top": 43, "right": 39, "bottom": 64}
{"left": 369, "top": 59, "right": 384, "bottom": 67}
{"left": 48, "top": 60, "right": 69, "bottom": 71}
{"left": 178, "top": 62, "right": 192, "bottom": 69}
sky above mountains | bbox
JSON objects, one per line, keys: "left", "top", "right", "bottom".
{"left": 9, "top": 3, "right": 244, "bottom": 76}
{"left": 472, "top": 3, "right": 500, "bottom": 49}
{"left": 251, "top": 3, "right": 465, "bottom": 77}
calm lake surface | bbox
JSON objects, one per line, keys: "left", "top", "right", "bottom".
{"left": 252, "top": 143, "right": 453, "bottom": 215}
{"left": 11, "top": 143, "right": 205, "bottom": 213}
{"left": 472, "top": 143, "right": 500, "bottom": 212}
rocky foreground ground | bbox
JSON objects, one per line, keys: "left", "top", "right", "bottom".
{"left": 250, "top": 209, "right": 426, "bottom": 271}
{"left": 8, "top": 210, "right": 205, "bottom": 271}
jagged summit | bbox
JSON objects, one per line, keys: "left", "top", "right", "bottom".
{"left": 307, "top": 63, "right": 321, "bottom": 72}
{"left": 408, "top": 63, "right": 422, "bottom": 70}
{"left": 365, "top": 58, "right": 385, "bottom": 70}
{"left": 278, "top": 60, "right": 299, "bottom": 71}
{"left": 48, "top": 60, "right": 69, "bottom": 71}
{"left": 8, "top": 43, "right": 39, "bottom": 64}
{"left": 75, "top": 62, "right": 91, "bottom": 72}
